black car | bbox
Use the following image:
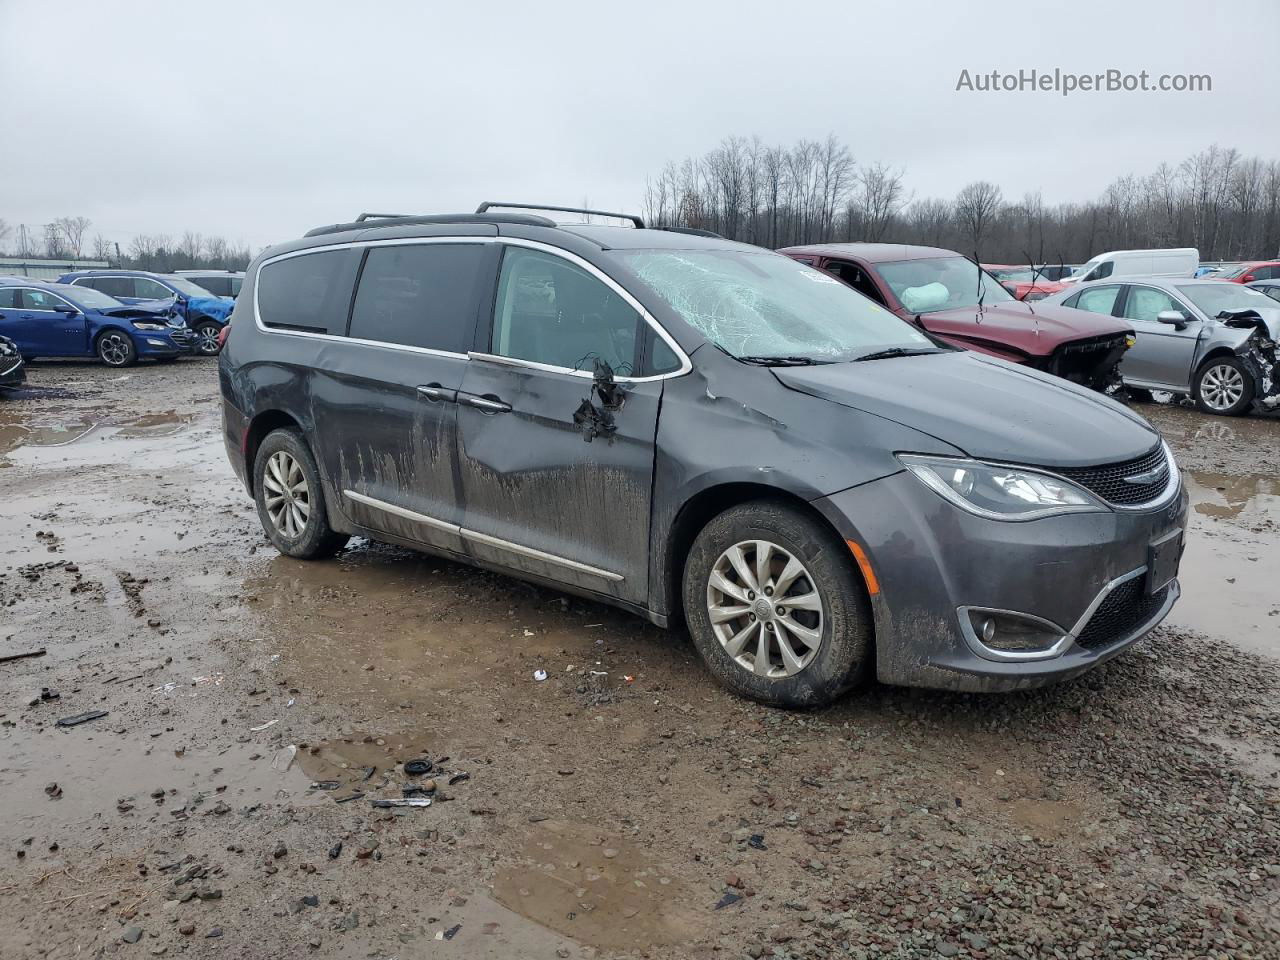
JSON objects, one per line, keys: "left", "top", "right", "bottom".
{"left": 219, "top": 205, "right": 1186, "bottom": 707}
{"left": 0, "top": 334, "right": 25, "bottom": 388}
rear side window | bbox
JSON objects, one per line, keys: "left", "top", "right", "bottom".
{"left": 133, "top": 278, "right": 172, "bottom": 299}
{"left": 1074, "top": 285, "right": 1120, "bottom": 315}
{"left": 257, "top": 250, "right": 357, "bottom": 335}
{"left": 348, "top": 244, "right": 485, "bottom": 352}
{"left": 87, "top": 277, "right": 134, "bottom": 298}
{"left": 196, "top": 276, "right": 230, "bottom": 297}
{"left": 0, "top": 288, "right": 17, "bottom": 308}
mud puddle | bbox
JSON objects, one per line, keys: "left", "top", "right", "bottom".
{"left": 493, "top": 819, "right": 702, "bottom": 951}
{"left": 1174, "top": 467, "right": 1280, "bottom": 659}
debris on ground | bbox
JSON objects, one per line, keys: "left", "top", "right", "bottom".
{"left": 55, "top": 710, "right": 108, "bottom": 727}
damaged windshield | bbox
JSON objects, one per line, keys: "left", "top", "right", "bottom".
{"left": 614, "top": 250, "right": 935, "bottom": 362}
{"left": 877, "top": 257, "right": 1015, "bottom": 314}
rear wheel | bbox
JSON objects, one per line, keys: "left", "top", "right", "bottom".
{"left": 96, "top": 330, "right": 137, "bottom": 367}
{"left": 194, "top": 320, "right": 222, "bottom": 356}
{"left": 253, "top": 429, "right": 349, "bottom": 559}
{"left": 1194, "top": 357, "right": 1254, "bottom": 416}
{"left": 682, "top": 500, "right": 872, "bottom": 707}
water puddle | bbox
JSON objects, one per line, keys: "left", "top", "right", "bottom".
{"left": 1174, "top": 468, "right": 1280, "bottom": 659}
{"left": 492, "top": 819, "right": 701, "bottom": 951}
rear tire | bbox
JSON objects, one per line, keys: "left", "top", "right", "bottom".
{"left": 1193, "top": 356, "right": 1255, "bottom": 416}
{"left": 682, "top": 500, "right": 872, "bottom": 707}
{"left": 96, "top": 330, "right": 137, "bottom": 367}
{"left": 253, "top": 428, "right": 349, "bottom": 559}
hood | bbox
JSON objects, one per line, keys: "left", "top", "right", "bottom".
{"left": 99, "top": 301, "right": 175, "bottom": 320}
{"left": 187, "top": 296, "right": 233, "bottom": 320}
{"left": 917, "top": 301, "right": 1131, "bottom": 356}
{"left": 772, "top": 350, "right": 1160, "bottom": 469}
{"left": 1219, "top": 306, "right": 1280, "bottom": 342}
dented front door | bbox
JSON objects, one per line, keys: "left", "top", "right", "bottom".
{"left": 453, "top": 359, "right": 660, "bottom": 605}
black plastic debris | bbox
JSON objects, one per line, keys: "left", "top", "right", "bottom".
{"left": 56, "top": 710, "right": 108, "bottom": 727}
{"left": 334, "top": 791, "right": 364, "bottom": 804}
{"left": 404, "top": 759, "right": 433, "bottom": 777}
{"left": 358, "top": 766, "right": 377, "bottom": 782}
{"left": 714, "top": 892, "right": 743, "bottom": 910}
{"left": 747, "top": 834, "right": 767, "bottom": 850}
{"left": 443, "top": 924, "right": 462, "bottom": 940}
{"left": 447, "top": 772, "right": 470, "bottom": 786}
{"left": 328, "top": 842, "right": 343, "bottom": 859}
{"left": 0, "top": 648, "right": 46, "bottom": 665}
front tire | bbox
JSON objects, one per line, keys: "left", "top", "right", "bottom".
{"left": 1193, "top": 357, "right": 1255, "bottom": 416}
{"left": 96, "top": 330, "right": 137, "bottom": 367}
{"left": 682, "top": 500, "right": 872, "bottom": 707}
{"left": 253, "top": 429, "right": 349, "bottom": 559}
{"left": 194, "top": 320, "right": 222, "bottom": 356}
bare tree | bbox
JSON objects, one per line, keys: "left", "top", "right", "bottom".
{"left": 91, "top": 234, "right": 114, "bottom": 261}
{"left": 43, "top": 223, "right": 70, "bottom": 259}
{"left": 53, "top": 216, "right": 92, "bottom": 257}
{"left": 953, "top": 181, "right": 1003, "bottom": 255}
{"left": 856, "top": 163, "right": 909, "bottom": 242}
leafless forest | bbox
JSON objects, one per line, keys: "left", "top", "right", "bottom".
{"left": 0, "top": 217, "right": 252, "bottom": 271}
{"left": 643, "top": 135, "right": 1280, "bottom": 263}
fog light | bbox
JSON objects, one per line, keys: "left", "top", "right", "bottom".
{"left": 146, "top": 338, "right": 167, "bottom": 347}
{"left": 963, "top": 608, "right": 1066, "bottom": 655}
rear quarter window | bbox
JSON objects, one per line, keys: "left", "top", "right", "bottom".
{"left": 347, "top": 243, "right": 486, "bottom": 352}
{"left": 256, "top": 250, "right": 359, "bottom": 335}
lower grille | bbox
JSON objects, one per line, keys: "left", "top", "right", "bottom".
{"left": 170, "top": 329, "right": 197, "bottom": 346}
{"left": 1057, "top": 445, "right": 1170, "bottom": 506}
{"left": 1075, "top": 578, "right": 1168, "bottom": 649}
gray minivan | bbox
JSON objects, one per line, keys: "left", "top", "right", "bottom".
{"left": 219, "top": 205, "right": 1188, "bottom": 707}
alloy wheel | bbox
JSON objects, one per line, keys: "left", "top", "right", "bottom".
{"left": 197, "top": 325, "right": 221, "bottom": 355}
{"left": 262, "top": 451, "right": 310, "bottom": 538}
{"left": 706, "top": 539, "right": 824, "bottom": 678}
{"left": 99, "top": 334, "right": 130, "bottom": 366}
{"left": 1200, "top": 363, "right": 1245, "bottom": 412}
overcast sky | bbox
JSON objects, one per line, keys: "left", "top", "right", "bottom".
{"left": 3, "top": 0, "right": 1277, "bottom": 253}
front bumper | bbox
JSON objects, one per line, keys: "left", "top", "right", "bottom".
{"left": 814, "top": 469, "right": 1189, "bottom": 692}
{"left": 0, "top": 352, "right": 25, "bottom": 387}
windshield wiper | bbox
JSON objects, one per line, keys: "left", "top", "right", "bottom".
{"left": 736, "top": 355, "right": 828, "bottom": 366}
{"left": 852, "top": 347, "right": 941, "bottom": 362}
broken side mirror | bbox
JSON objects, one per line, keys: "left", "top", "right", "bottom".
{"left": 1156, "top": 310, "right": 1190, "bottom": 330}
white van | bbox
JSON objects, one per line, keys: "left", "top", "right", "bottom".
{"left": 1064, "top": 248, "right": 1199, "bottom": 285}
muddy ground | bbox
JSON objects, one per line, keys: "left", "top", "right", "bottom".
{"left": 0, "top": 360, "right": 1278, "bottom": 960}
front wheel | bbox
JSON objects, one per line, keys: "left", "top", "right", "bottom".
{"left": 1194, "top": 357, "right": 1255, "bottom": 416}
{"left": 682, "top": 500, "right": 873, "bottom": 707}
{"left": 253, "top": 429, "right": 349, "bottom": 559}
{"left": 96, "top": 330, "right": 137, "bottom": 367}
{"left": 194, "top": 321, "right": 222, "bottom": 356}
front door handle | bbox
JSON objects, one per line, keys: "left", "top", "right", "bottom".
{"left": 458, "top": 392, "right": 511, "bottom": 414}
{"left": 416, "top": 383, "right": 457, "bottom": 403}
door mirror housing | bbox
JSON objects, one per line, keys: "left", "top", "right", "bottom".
{"left": 1156, "top": 310, "right": 1191, "bottom": 330}
{"left": 54, "top": 302, "right": 80, "bottom": 315}
{"left": 1241, "top": 274, "right": 1256, "bottom": 283}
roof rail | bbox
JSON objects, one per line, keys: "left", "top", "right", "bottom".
{"left": 476, "top": 201, "right": 645, "bottom": 229}
{"left": 651, "top": 226, "right": 724, "bottom": 239}
{"left": 303, "top": 212, "right": 557, "bottom": 238}
{"left": 355, "top": 212, "right": 413, "bottom": 222}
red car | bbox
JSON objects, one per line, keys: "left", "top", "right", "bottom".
{"left": 780, "top": 244, "right": 1133, "bottom": 391}
{"left": 982, "top": 264, "right": 1067, "bottom": 301}
{"left": 1215, "top": 261, "right": 1280, "bottom": 284}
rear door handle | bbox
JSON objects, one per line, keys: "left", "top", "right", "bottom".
{"left": 416, "top": 383, "right": 457, "bottom": 403}
{"left": 458, "top": 392, "right": 511, "bottom": 414}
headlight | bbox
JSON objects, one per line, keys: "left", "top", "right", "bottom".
{"left": 132, "top": 322, "right": 166, "bottom": 331}
{"left": 898, "top": 454, "right": 1106, "bottom": 520}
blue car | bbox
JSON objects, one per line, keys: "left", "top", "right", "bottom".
{"left": 0, "top": 278, "right": 196, "bottom": 367}
{"left": 56, "top": 270, "right": 234, "bottom": 356}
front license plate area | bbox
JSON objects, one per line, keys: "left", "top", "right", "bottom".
{"left": 1147, "top": 529, "right": 1182, "bottom": 595}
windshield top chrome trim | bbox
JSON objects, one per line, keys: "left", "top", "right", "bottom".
{"left": 251, "top": 235, "right": 692, "bottom": 383}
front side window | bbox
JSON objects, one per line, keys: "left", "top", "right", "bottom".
{"left": 616, "top": 249, "right": 934, "bottom": 362}
{"left": 1073, "top": 285, "right": 1121, "bottom": 316}
{"left": 349, "top": 244, "right": 485, "bottom": 353}
{"left": 133, "top": 278, "right": 173, "bottom": 300}
{"left": 257, "top": 250, "right": 357, "bottom": 335}
{"left": 491, "top": 247, "right": 641, "bottom": 373}
{"left": 19, "top": 289, "right": 70, "bottom": 311}
{"left": 875, "top": 257, "right": 1015, "bottom": 314}
{"left": 1122, "top": 287, "right": 1186, "bottom": 323}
